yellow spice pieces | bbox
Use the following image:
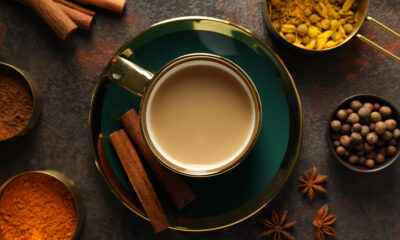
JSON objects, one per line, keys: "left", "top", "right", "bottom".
{"left": 268, "top": 0, "right": 358, "bottom": 50}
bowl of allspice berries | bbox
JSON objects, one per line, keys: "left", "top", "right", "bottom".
{"left": 328, "top": 95, "right": 400, "bottom": 172}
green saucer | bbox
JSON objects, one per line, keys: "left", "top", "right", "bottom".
{"left": 89, "top": 17, "right": 302, "bottom": 231}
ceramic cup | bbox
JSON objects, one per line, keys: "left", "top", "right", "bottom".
{"left": 104, "top": 53, "right": 262, "bottom": 177}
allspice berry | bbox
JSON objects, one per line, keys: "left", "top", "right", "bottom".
{"left": 360, "top": 125, "right": 370, "bottom": 136}
{"left": 358, "top": 107, "right": 372, "bottom": 119}
{"left": 369, "top": 123, "right": 375, "bottom": 131}
{"left": 344, "top": 150, "right": 350, "bottom": 158}
{"left": 366, "top": 132, "right": 378, "bottom": 145}
{"left": 382, "top": 131, "right": 393, "bottom": 141}
{"left": 346, "top": 108, "right": 354, "bottom": 115}
{"left": 373, "top": 103, "right": 381, "bottom": 110}
{"left": 350, "top": 100, "right": 363, "bottom": 111}
{"left": 348, "top": 155, "right": 359, "bottom": 164}
{"left": 384, "top": 119, "right": 397, "bottom": 131}
{"left": 364, "top": 143, "right": 374, "bottom": 153}
{"left": 379, "top": 106, "right": 392, "bottom": 118}
{"left": 352, "top": 123, "right": 362, "bottom": 132}
{"left": 351, "top": 132, "right": 362, "bottom": 144}
{"left": 336, "top": 146, "right": 346, "bottom": 156}
{"left": 390, "top": 139, "right": 397, "bottom": 146}
{"left": 347, "top": 113, "right": 360, "bottom": 124}
{"left": 341, "top": 123, "right": 351, "bottom": 134}
{"left": 375, "top": 121, "right": 387, "bottom": 135}
{"left": 393, "top": 128, "right": 400, "bottom": 139}
{"left": 366, "top": 152, "right": 376, "bottom": 159}
{"left": 375, "top": 153, "right": 385, "bottom": 164}
{"left": 340, "top": 135, "right": 351, "bottom": 147}
{"left": 330, "top": 120, "right": 341, "bottom": 132}
{"left": 365, "top": 159, "right": 375, "bottom": 168}
{"left": 359, "top": 156, "right": 366, "bottom": 165}
{"left": 387, "top": 145, "right": 397, "bottom": 156}
{"left": 370, "top": 112, "right": 382, "bottom": 122}
{"left": 363, "top": 102, "right": 374, "bottom": 110}
{"left": 354, "top": 143, "right": 363, "bottom": 151}
{"left": 336, "top": 109, "right": 347, "bottom": 121}
{"left": 377, "top": 140, "right": 386, "bottom": 148}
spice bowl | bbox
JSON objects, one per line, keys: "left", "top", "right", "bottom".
{"left": 327, "top": 94, "right": 400, "bottom": 173}
{"left": 0, "top": 62, "right": 42, "bottom": 142}
{"left": 0, "top": 170, "right": 85, "bottom": 239}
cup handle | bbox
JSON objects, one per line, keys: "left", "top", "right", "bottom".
{"left": 356, "top": 16, "right": 400, "bottom": 63}
{"left": 104, "top": 56, "right": 154, "bottom": 97}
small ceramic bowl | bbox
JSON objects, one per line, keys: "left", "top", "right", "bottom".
{"left": 0, "top": 63, "right": 42, "bottom": 142}
{"left": 327, "top": 94, "right": 400, "bottom": 172}
{"left": 0, "top": 170, "right": 85, "bottom": 239}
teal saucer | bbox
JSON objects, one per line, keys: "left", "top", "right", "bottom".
{"left": 89, "top": 17, "right": 302, "bottom": 231}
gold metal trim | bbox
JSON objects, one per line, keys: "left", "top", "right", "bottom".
{"left": 0, "top": 170, "right": 85, "bottom": 239}
{"left": 88, "top": 16, "right": 302, "bottom": 232}
{"left": 139, "top": 53, "right": 263, "bottom": 177}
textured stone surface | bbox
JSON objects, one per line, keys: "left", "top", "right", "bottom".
{"left": 0, "top": 0, "right": 400, "bottom": 239}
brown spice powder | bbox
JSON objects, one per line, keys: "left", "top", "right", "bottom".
{"left": 0, "top": 173, "right": 78, "bottom": 240}
{"left": 0, "top": 69, "right": 33, "bottom": 140}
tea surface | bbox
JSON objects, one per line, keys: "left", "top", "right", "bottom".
{"left": 146, "top": 60, "right": 256, "bottom": 172}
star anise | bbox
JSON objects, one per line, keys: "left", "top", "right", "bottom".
{"left": 260, "top": 210, "right": 296, "bottom": 240}
{"left": 298, "top": 165, "right": 328, "bottom": 201}
{"left": 313, "top": 204, "right": 336, "bottom": 240}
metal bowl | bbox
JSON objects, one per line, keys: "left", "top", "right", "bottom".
{"left": 0, "top": 170, "right": 85, "bottom": 239}
{"left": 263, "top": 0, "right": 400, "bottom": 62}
{"left": 327, "top": 94, "right": 400, "bottom": 173}
{"left": 0, "top": 63, "right": 42, "bottom": 142}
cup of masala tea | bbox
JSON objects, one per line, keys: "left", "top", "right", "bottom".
{"left": 103, "top": 53, "right": 262, "bottom": 177}
{"left": 0, "top": 170, "right": 85, "bottom": 240}
{"left": 0, "top": 62, "right": 42, "bottom": 142}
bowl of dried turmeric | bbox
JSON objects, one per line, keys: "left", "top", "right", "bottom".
{"left": 264, "top": 0, "right": 399, "bottom": 62}
{"left": 0, "top": 170, "right": 85, "bottom": 240}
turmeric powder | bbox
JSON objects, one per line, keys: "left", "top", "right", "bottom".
{"left": 0, "top": 173, "right": 78, "bottom": 240}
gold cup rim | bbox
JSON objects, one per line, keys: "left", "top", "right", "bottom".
{"left": 0, "top": 62, "right": 42, "bottom": 142}
{"left": 0, "top": 170, "right": 85, "bottom": 239}
{"left": 139, "top": 53, "right": 263, "bottom": 177}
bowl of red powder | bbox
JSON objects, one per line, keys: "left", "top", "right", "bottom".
{"left": 0, "top": 171, "right": 85, "bottom": 240}
{"left": 0, "top": 62, "right": 41, "bottom": 141}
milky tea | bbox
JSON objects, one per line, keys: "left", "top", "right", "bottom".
{"left": 143, "top": 57, "right": 261, "bottom": 176}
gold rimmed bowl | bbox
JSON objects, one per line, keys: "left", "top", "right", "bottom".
{"left": 0, "top": 63, "right": 42, "bottom": 142}
{"left": 264, "top": 0, "right": 400, "bottom": 62}
{"left": 0, "top": 170, "right": 85, "bottom": 239}
{"left": 327, "top": 94, "right": 400, "bottom": 173}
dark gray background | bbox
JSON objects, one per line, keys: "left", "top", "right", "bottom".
{"left": 1, "top": 0, "right": 400, "bottom": 239}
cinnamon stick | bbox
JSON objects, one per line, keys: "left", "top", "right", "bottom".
{"left": 121, "top": 109, "right": 196, "bottom": 209}
{"left": 16, "top": 0, "right": 78, "bottom": 40}
{"left": 54, "top": 0, "right": 95, "bottom": 16}
{"left": 72, "top": 0, "right": 126, "bottom": 14}
{"left": 55, "top": 2, "right": 94, "bottom": 30}
{"left": 97, "top": 133, "right": 145, "bottom": 215}
{"left": 110, "top": 130, "right": 169, "bottom": 233}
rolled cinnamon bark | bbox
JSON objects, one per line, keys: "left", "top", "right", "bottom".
{"left": 56, "top": 1, "right": 94, "bottom": 30}
{"left": 110, "top": 130, "right": 169, "bottom": 233}
{"left": 72, "top": 0, "right": 126, "bottom": 14}
{"left": 121, "top": 109, "right": 196, "bottom": 209}
{"left": 16, "top": 0, "right": 78, "bottom": 40}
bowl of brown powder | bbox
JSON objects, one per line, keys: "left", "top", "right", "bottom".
{"left": 0, "top": 62, "right": 41, "bottom": 142}
{"left": 0, "top": 170, "right": 85, "bottom": 240}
